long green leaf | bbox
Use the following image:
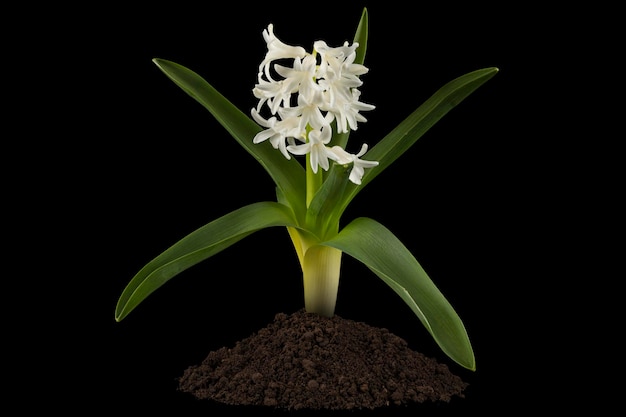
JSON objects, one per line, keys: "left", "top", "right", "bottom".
{"left": 353, "top": 7, "right": 368, "bottom": 65}
{"left": 152, "top": 58, "right": 306, "bottom": 219}
{"left": 336, "top": 67, "right": 499, "bottom": 218}
{"left": 115, "top": 202, "right": 297, "bottom": 321}
{"left": 324, "top": 217, "right": 475, "bottom": 370}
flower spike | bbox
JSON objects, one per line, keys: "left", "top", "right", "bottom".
{"left": 251, "top": 24, "right": 377, "bottom": 184}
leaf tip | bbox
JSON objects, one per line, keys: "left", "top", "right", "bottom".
{"left": 115, "top": 301, "right": 128, "bottom": 322}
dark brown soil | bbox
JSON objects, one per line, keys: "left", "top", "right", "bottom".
{"left": 178, "top": 309, "right": 468, "bottom": 410}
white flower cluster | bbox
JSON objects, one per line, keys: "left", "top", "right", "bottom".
{"left": 251, "top": 24, "right": 378, "bottom": 185}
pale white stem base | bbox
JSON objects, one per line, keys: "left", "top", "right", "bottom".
{"left": 302, "top": 245, "right": 342, "bottom": 317}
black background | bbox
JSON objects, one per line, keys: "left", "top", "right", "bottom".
{"left": 13, "top": 0, "right": 613, "bottom": 414}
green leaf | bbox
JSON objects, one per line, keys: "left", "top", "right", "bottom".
{"left": 324, "top": 217, "right": 475, "bottom": 370}
{"left": 353, "top": 7, "right": 369, "bottom": 65}
{"left": 336, "top": 67, "right": 499, "bottom": 218}
{"left": 115, "top": 202, "right": 297, "bottom": 321}
{"left": 306, "top": 163, "right": 351, "bottom": 239}
{"left": 152, "top": 58, "right": 306, "bottom": 220}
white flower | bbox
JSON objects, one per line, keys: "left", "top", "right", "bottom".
{"left": 329, "top": 88, "right": 376, "bottom": 133}
{"left": 274, "top": 55, "right": 321, "bottom": 104}
{"left": 314, "top": 40, "right": 359, "bottom": 72}
{"left": 259, "top": 24, "right": 307, "bottom": 81}
{"left": 331, "top": 143, "right": 379, "bottom": 185}
{"left": 287, "top": 125, "right": 338, "bottom": 173}
{"left": 278, "top": 90, "right": 331, "bottom": 132}
{"left": 314, "top": 40, "right": 367, "bottom": 88}
{"left": 252, "top": 76, "right": 290, "bottom": 114}
{"left": 251, "top": 108, "right": 302, "bottom": 159}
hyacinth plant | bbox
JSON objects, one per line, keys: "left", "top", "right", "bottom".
{"left": 115, "top": 8, "right": 497, "bottom": 371}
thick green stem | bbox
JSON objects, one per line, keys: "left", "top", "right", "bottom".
{"left": 296, "top": 131, "right": 342, "bottom": 317}
{"left": 302, "top": 244, "right": 342, "bottom": 317}
{"left": 288, "top": 228, "right": 342, "bottom": 317}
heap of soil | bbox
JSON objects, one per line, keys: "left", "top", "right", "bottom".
{"left": 178, "top": 309, "right": 468, "bottom": 410}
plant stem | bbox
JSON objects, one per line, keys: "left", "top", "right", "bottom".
{"left": 295, "top": 138, "right": 342, "bottom": 317}
{"left": 302, "top": 244, "right": 342, "bottom": 317}
{"left": 294, "top": 230, "right": 342, "bottom": 317}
